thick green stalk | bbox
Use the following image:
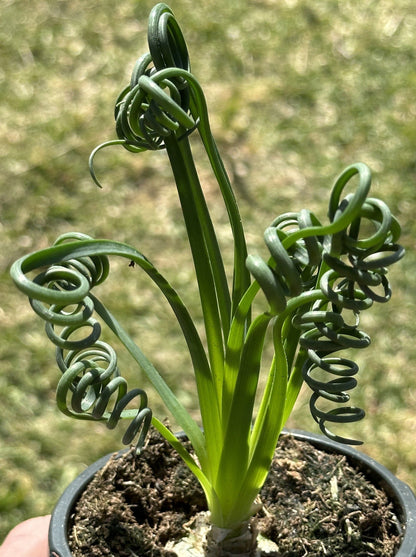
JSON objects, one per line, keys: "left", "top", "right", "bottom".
{"left": 212, "top": 313, "right": 271, "bottom": 527}
{"left": 164, "top": 134, "right": 227, "bottom": 477}
{"left": 164, "top": 135, "right": 226, "bottom": 388}
{"left": 148, "top": 67, "right": 250, "bottom": 318}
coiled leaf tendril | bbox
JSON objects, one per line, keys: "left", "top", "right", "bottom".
{"left": 246, "top": 163, "right": 404, "bottom": 443}
{"left": 11, "top": 233, "right": 153, "bottom": 453}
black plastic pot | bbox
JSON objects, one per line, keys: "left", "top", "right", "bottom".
{"left": 48, "top": 429, "right": 416, "bottom": 557}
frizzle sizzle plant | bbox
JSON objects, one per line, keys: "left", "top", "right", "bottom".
{"left": 10, "top": 3, "right": 405, "bottom": 555}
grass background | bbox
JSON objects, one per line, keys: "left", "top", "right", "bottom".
{"left": 1, "top": 0, "right": 415, "bottom": 541}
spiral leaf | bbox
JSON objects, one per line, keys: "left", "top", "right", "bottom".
{"left": 10, "top": 233, "right": 152, "bottom": 453}
{"left": 246, "top": 211, "right": 325, "bottom": 316}
{"left": 247, "top": 163, "right": 404, "bottom": 443}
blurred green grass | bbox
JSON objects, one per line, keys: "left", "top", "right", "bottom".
{"left": 1, "top": 0, "right": 415, "bottom": 541}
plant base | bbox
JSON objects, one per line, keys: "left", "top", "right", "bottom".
{"left": 166, "top": 512, "right": 279, "bottom": 556}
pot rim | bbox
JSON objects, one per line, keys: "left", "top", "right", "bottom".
{"left": 48, "top": 428, "right": 416, "bottom": 557}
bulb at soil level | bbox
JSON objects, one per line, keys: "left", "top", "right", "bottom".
{"left": 165, "top": 511, "right": 280, "bottom": 556}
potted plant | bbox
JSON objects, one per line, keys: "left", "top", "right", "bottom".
{"left": 10, "top": 3, "right": 416, "bottom": 556}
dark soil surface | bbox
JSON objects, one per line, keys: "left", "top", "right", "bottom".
{"left": 68, "top": 429, "right": 403, "bottom": 556}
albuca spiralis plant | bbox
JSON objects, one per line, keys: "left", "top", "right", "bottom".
{"left": 10, "top": 3, "right": 404, "bottom": 554}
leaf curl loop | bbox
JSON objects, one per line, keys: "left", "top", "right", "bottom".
{"left": 10, "top": 232, "right": 152, "bottom": 453}
{"left": 247, "top": 164, "right": 404, "bottom": 443}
